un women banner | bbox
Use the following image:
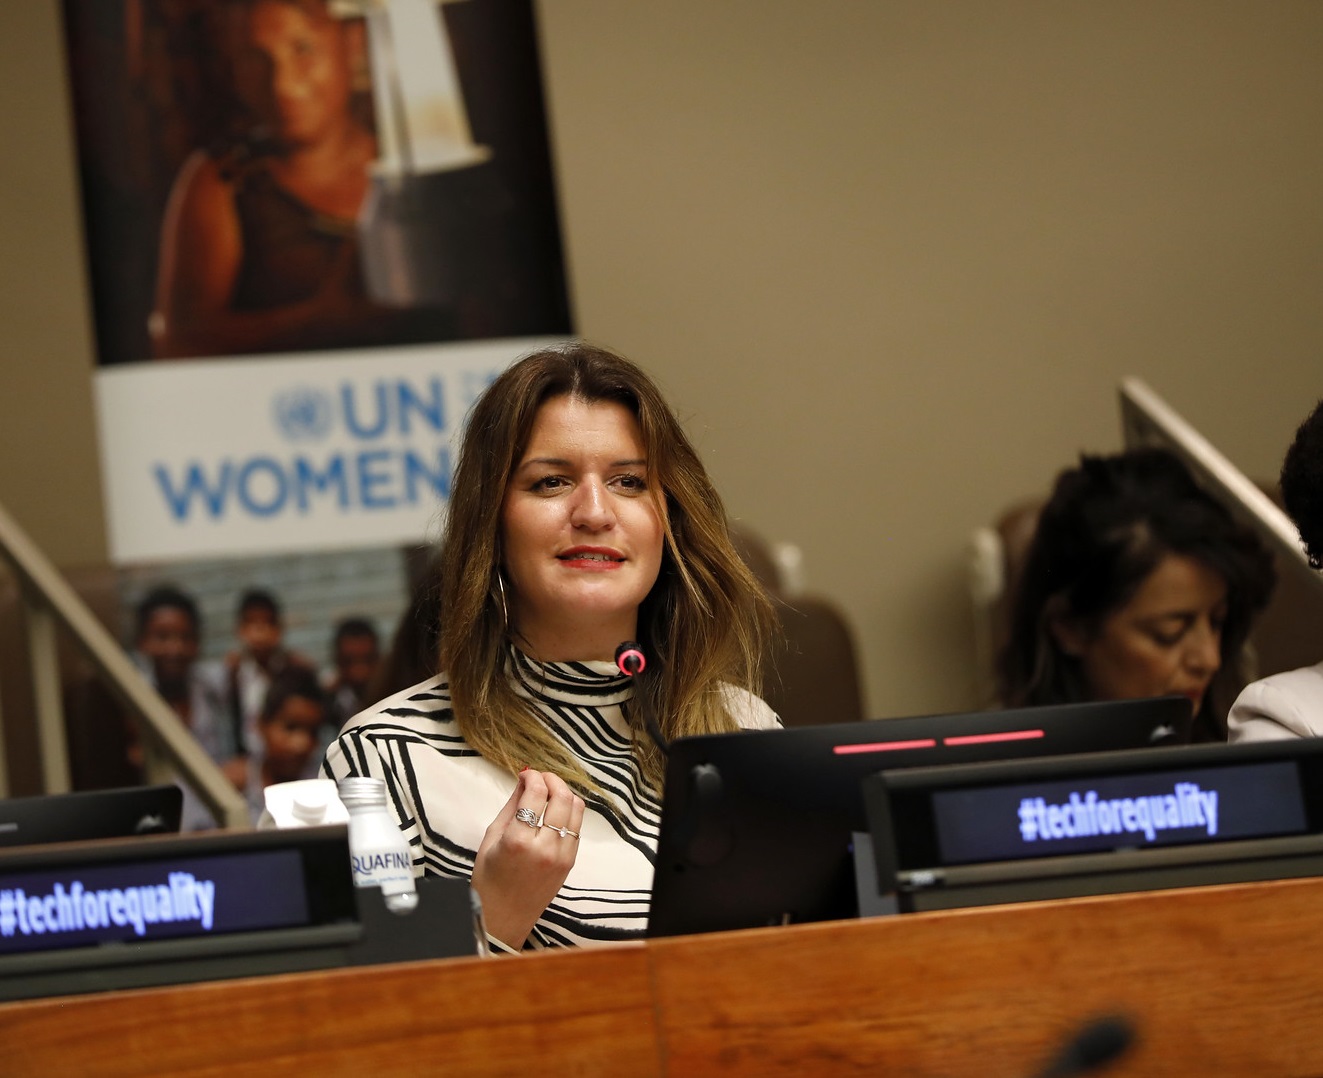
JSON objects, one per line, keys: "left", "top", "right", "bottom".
{"left": 95, "top": 339, "right": 564, "bottom": 562}
{"left": 63, "top": 0, "right": 571, "bottom": 563}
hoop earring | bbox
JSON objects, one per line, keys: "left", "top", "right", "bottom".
{"left": 495, "top": 571, "right": 511, "bottom": 630}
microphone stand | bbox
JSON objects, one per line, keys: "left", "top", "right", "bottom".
{"left": 615, "top": 641, "right": 669, "bottom": 755}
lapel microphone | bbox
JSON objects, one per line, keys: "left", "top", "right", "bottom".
{"left": 615, "top": 641, "right": 668, "bottom": 754}
{"left": 614, "top": 641, "right": 646, "bottom": 677}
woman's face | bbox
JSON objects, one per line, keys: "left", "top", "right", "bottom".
{"left": 500, "top": 395, "right": 665, "bottom": 662}
{"left": 1054, "top": 553, "right": 1228, "bottom": 716}
{"left": 246, "top": 2, "right": 355, "bottom": 148}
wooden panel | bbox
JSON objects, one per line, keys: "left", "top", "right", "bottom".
{"left": 5, "top": 878, "right": 1323, "bottom": 1075}
{"left": 648, "top": 877, "right": 1323, "bottom": 1077}
{"left": 0, "top": 944, "right": 659, "bottom": 1077}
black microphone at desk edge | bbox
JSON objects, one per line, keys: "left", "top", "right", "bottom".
{"left": 1031, "top": 1014, "right": 1135, "bottom": 1078}
{"left": 615, "top": 641, "right": 669, "bottom": 754}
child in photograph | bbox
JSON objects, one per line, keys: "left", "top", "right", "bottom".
{"left": 218, "top": 588, "right": 315, "bottom": 762}
{"left": 130, "top": 585, "right": 247, "bottom": 830}
{"left": 326, "top": 615, "right": 382, "bottom": 729}
{"left": 247, "top": 665, "right": 328, "bottom": 822}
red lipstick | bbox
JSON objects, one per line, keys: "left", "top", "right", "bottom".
{"left": 557, "top": 546, "right": 625, "bottom": 569}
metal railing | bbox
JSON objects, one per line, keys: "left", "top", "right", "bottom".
{"left": 0, "top": 500, "right": 248, "bottom": 828}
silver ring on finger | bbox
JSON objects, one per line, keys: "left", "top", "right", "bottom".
{"left": 514, "top": 807, "right": 541, "bottom": 829}
{"left": 544, "top": 824, "right": 579, "bottom": 840}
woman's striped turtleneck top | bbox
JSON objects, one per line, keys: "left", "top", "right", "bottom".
{"left": 323, "top": 649, "right": 779, "bottom": 950}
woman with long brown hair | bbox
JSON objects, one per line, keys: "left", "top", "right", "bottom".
{"left": 324, "top": 342, "right": 778, "bottom": 951}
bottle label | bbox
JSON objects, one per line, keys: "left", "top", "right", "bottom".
{"left": 351, "top": 848, "right": 415, "bottom": 894}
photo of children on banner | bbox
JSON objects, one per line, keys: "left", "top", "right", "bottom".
{"left": 123, "top": 582, "right": 374, "bottom": 827}
{"left": 220, "top": 588, "right": 318, "bottom": 760}
{"left": 63, "top": 0, "right": 572, "bottom": 365}
{"left": 126, "top": 587, "right": 244, "bottom": 831}
{"left": 243, "top": 665, "right": 329, "bottom": 823}
{"left": 325, "top": 616, "right": 382, "bottom": 732}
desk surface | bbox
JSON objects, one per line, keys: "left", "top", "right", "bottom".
{"left": 3, "top": 875, "right": 1322, "bottom": 1076}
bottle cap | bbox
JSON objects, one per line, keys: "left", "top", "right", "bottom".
{"left": 259, "top": 779, "right": 350, "bottom": 829}
{"left": 291, "top": 788, "right": 330, "bottom": 824}
{"left": 336, "top": 776, "right": 389, "bottom": 809}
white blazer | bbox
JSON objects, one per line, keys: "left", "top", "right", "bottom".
{"left": 1228, "top": 660, "right": 1323, "bottom": 742}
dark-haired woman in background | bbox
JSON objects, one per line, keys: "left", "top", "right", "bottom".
{"left": 324, "top": 344, "right": 779, "bottom": 951}
{"left": 999, "top": 449, "right": 1275, "bottom": 742}
{"left": 1230, "top": 399, "right": 1323, "bottom": 741}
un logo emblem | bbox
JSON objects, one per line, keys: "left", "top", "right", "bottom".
{"left": 273, "top": 388, "right": 333, "bottom": 442}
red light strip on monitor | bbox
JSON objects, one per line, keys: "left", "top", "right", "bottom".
{"left": 941, "top": 729, "right": 1045, "bottom": 746}
{"left": 832, "top": 739, "right": 938, "bottom": 755}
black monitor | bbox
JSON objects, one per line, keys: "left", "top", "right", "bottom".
{"left": 0, "top": 785, "right": 183, "bottom": 848}
{"left": 647, "top": 695, "right": 1188, "bottom": 937}
{"left": 0, "top": 825, "right": 477, "bottom": 1001}
{"left": 865, "top": 737, "right": 1323, "bottom": 913}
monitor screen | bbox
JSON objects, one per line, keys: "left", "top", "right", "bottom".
{"left": 0, "top": 825, "right": 359, "bottom": 1000}
{"left": 0, "top": 785, "right": 183, "bottom": 848}
{"left": 647, "top": 694, "right": 1189, "bottom": 937}
{"left": 929, "top": 758, "right": 1307, "bottom": 865}
{"left": 0, "top": 846, "right": 314, "bottom": 957}
{"left": 0, "top": 825, "right": 482, "bottom": 1002}
{"left": 868, "top": 738, "right": 1323, "bottom": 913}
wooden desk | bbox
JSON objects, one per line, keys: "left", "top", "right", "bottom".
{"left": 3, "top": 876, "right": 1323, "bottom": 1076}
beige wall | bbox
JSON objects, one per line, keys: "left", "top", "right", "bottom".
{"left": 2, "top": 2, "right": 1321, "bottom": 720}
{"left": 0, "top": 4, "right": 104, "bottom": 567}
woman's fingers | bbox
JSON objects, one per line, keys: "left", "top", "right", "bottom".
{"left": 484, "top": 768, "right": 526, "bottom": 830}
{"left": 482, "top": 768, "right": 537, "bottom": 845}
{"left": 483, "top": 769, "right": 586, "bottom": 853}
{"left": 471, "top": 770, "right": 584, "bottom": 949}
{"left": 539, "top": 772, "right": 585, "bottom": 842}
{"left": 488, "top": 770, "right": 567, "bottom": 840}
{"left": 513, "top": 769, "right": 551, "bottom": 830}
{"left": 499, "top": 770, "right": 585, "bottom": 843}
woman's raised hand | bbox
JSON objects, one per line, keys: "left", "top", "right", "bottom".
{"left": 471, "top": 769, "right": 586, "bottom": 950}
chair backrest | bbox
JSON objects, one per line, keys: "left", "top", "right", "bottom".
{"left": 762, "top": 595, "right": 866, "bottom": 726}
{"left": 730, "top": 524, "right": 866, "bottom": 727}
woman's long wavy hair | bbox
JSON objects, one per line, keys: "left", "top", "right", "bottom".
{"left": 998, "top": 449, "right": 1275, "bottom": 740}
{"left": 437, "top": 343, "right": 776, "bottom": 797}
